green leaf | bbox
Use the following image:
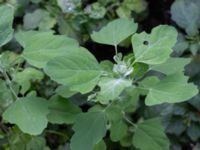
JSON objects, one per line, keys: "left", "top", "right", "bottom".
{"left": 132, "top": 25, "right": 178, "bottom": 65}
{"left": 143, "top": 73, "right": 198, "bottom": 106}
{"left": 133, "top": 118, "right": 170, "bottom": 150}
{"left": 171, "top": 0, "right": 200, "bottom": 35}
{"left": 150, "top": 58, "right": 191, "bottom": 75}
{"left": 96, "top": 77, "right": 132, "bottom": 104}
{"left": 91, "top": 18, "right": 138, "bottom": 46}
{"left": 15, "top": 31, "right": 78, "bottom": 68}
{"left": 3, "top": 96, "right": 49, "bottom": 135}
{"left": 84, "top": 2, "right": 106, "bottom": 19}
{"left": 23, "top": 9, "right": 56, "bottom": 30}
{"left": 47, "top": 95, "right": 81, "bottom": 124}
{"left": 56, "top": 85, "right": 77, "bottom": 98}
{"left": 93, "top": 140, "right": 106, "bottom": 150}
{"left": 70, "top": 111, "right": 107, "bottom": 150}
{"left": 110, "top": 120, "right": 128, "bottom": 142}
{"left": 44, "top": 47, "right": 102, "bottom": 94}
{"left": 0, "top": 79, "right": 13, "bottom": 114}
{"left": 0, "top": 4, "right": 14, "bottom": 47}
{"left": 13, "top": 68, "right": 44, "bottom": 94}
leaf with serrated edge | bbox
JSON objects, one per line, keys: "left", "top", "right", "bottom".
{"left": 143, "top": 73, "right": 198, "bottom": 105}
{"left": 44, "top": 47, "right": 102, "bottom": 94}
{"left": 91, "top": 18, "right": 138, "bottom": 46}
{"left": 3, "top": 96, "right": 49, "bottom": 135}
{"left": 15, "top": 31, "right": 78, "bottom": 68}
{"left": 70, "top": 111, "right": 107, "bottom": 150}
{"left": 133, "top": 118, "right": 170, "bottom": 150}
{"left": 132, "top": 25, "right": 177, "bottom": 65}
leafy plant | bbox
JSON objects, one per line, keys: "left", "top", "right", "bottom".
{"left": 0, "top": 3, "right": 198, "bottom": 150}
{"left": 171, "top": 0, "right": 200, "bottom": 55}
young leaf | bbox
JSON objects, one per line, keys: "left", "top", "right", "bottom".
{"left": 15, "top": 31, "right": 78, "bottom": 68}
{"left": 132, "top": 25, "right": 178, "bottom": 65}
{"left": 143, "top": 73, "right": 198, "bottom": 106}
{"left": 0, "top": 4, "right": 14, "bottom": 47}
{"left": 3, "top": 96, "right": 49, "bottom": 135}
{"left": 96, "top": 77, "right": 132, "bottom": 104}
{"left": 91, "top": 18, "right": 138, "bottom": 46}
{"left": 171, "top": 0, "right": 200, "bottom": 36}
{"left": 47, "top": 96, "right": 81, "bottom": 124}
{"left": 150, "top": 58, "right": 191, "bottom": 75}
{"left": 70, "top": 111, "right": 107, "bottom": 150}
{"left": 13, "top": 68, "right": 44, "bottom": 94}
{"left": 44, "top": 47, "right": 103, "bottom": 94}
{"left": 133, "top": 118, "right": 170, "bottom": 150}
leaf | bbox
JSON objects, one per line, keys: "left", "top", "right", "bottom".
{"left": 132, "top": 25, "right": 178, "bottom": 65}
{"left": 84, "top": 2, "right": 106, "bottom": 19}
{"left": 3, "top": 96, "right": 49, "bottom": 135}
{"left": 133, "top": 118, "right": 170, "bottom": 150}
{"left": 13, "top": 68, "right": 44, "bottom": 94}
{"left": 91, "top": 18, "right": 138, "bottom": 46}
{"left": 0, "top": 4, "right": 14, "bottom": 47}
{"left": 70, "top": 111, "right": 107, "bottom": 150}
{"left": 0, "top": 79, "right": 13, "bottom": 114}
{"left": 15, "top": 31, "right": 78, "bottom": 68}
{"left": 93, "top": 140, "right": 106, "bottom": 150}
{"left": 96, "top": 77, "right": 132, "bottom": 104}
{"left": 23, "top": 9, "right": 56, "bottom": 30}
{"left": 44, "top": 47, "right": 102, "bottom": 94}
{"left": 150, "top": 58, "right": 191, "bottom": 75}
{"left": 56, "top": 85, "right": 77, "bottom": 98}
{"left": 143, "top": 73, "right": 198, "bottom": 106}
{"left": 171, "top": 0, "right": 200, "bottom": 35}
{"left": 110, "top": 120, "right": 128, "bottom": 142}
{"left": 47, "top": 95, "right": 81, "bottom": 124}
{"left": 186, "top": 123, "right": 200, "bottom": 141}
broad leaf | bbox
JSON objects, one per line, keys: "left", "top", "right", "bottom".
{"left": 47, "top": 96, "right": 81, "bottom": 124}
{"left": 91, "top": 18, "right": 138, "bottom": 46}
{"left": 15, "top": 31, "right": 78, "bottom": 68}
{"left": 70, "top": 111, "right": 107, "bottom": 150}
{"left": 0, "top": 4, "right": 14, "bottom": 47}
{"left": 13, "top": 68, "right": 44, "bottom": 94}
{"left": 150, "top": 58, "right": 190, "bottom": 75}
{"left": 143, "top": 73, "right": 198, "bottom": 105}
{"left": 132, "top": 25, "right": 178, "bottom": 65}
{"left": 96, "top": 77, "right": 132, "bottom": 104}
{"left": 133, "top": 118, "right": 170, "bottom": 150}
{"left": 3, "top": 96, "right": 49, "bottom": 135}
{"left": 171, "top": 0, "right": 200, "bottom": 36}
{"left": 110, "top": 120, "right": 128, "bottom": 142}
{"left": 44, "top": 47, "right": 102, "bottom": 94}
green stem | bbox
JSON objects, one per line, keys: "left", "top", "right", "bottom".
{"left": 114, "top": 45, "right": 118, "bottom": 55}
{"left": 122, "top": 112, "right": 137, "bottom": 128}
{"left": 45, "top": 130, "right": 68, "bottom": 139}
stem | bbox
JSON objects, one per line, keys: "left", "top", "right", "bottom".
{"left": 114, "top": 45, "right": 118, "bottom": 55}
{"left": 122, "top": 112, "right": 137, "bottom": 128}
{"left": 45, "top": 130, "right": 68, "bottom": 139}
{"left": 1, "top": 67, "right": 18, "bottom": 100}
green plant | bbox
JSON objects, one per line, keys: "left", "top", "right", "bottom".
{"left": 171, "top": 0, "right": 200, "bottom": 55}
{"left": 0, "top": 4, "right": 198, "bottom": 150}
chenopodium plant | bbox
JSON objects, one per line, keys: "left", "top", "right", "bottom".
{"left": 0, "top": 4, "right": 198, "bottom": 150}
